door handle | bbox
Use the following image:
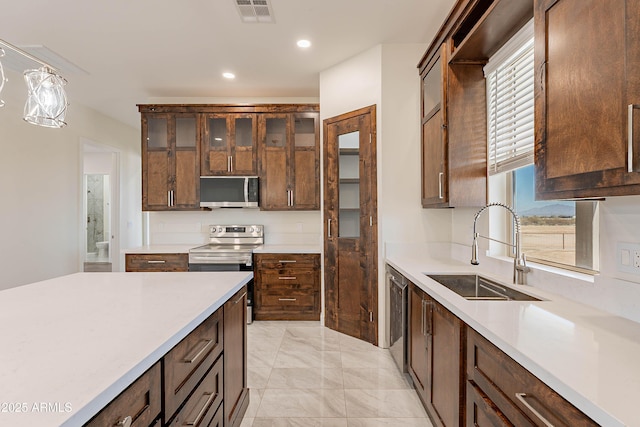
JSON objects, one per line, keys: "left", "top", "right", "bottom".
{"left": 327, "top": 218, "right": 332, "bottom": 238}
{"left": 628, "top": 104, "right": 639, "bottom": 172}
{"left": 438, "top": 172, "right": 444, "bottom": 199}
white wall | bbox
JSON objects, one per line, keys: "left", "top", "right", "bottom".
{"left": 0, "top": 69, "right": 141, "bottom": 289}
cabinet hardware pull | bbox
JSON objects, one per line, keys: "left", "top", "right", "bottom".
{"left": 438, "top": 172, "right": 444, "bottom": 199}
{"left": 185, "top": 392, "right": 216, "bottom": 426}
{"left": 116, "top": 416, "right": 132, "bottom": 427}
{"left": 628, "top": 104, "right": 639, "bottom": 172}
{"left": 147, "top": 260, "right": 166, "bottom": 264}
{"left": 278, "top": 260, "right": 297, "bottom": 263}
{"left": 278, "top": 276, "right": 297, "bottom": 280}
{"left": 167, "top": 190, "right": 172, "bottom": 207}
{"left": 233, "top": 291, "right": 247, "bottom": 305}
{"left": 425, "top": 301, "right": 433, "bottom": 337}
{"left": 183, "top": 339, "right": 213, "bottom": 364}
{"left": 421, "top": 299, "right": 426, "bottom": 336}
{"left": 290, "top": 189, "right": 294, "bottom": 206}
{"left": 228, "top": 155, "right": 232, "bottom": 172}
{"left": 515, "top": 393, "right": 555, "bottom": 427}
{"left": 328, "top": 218, "right": 332, "bottom": 238}
{"left": 278, "top": 298, "right": 297, "bottom": 301}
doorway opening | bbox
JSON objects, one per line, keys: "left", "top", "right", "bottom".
{"left": 82, "top": 141, "right": 120, "bottom": 272}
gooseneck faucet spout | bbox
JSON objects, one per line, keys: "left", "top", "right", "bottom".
{"left": 471, "top": 202, "right": 529, "bottom": 285}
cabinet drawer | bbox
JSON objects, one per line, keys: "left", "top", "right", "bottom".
{"left": 258, "top": 270, "right": 317, "bottom": 289}
{"left": 260, "top": 292, "right": 317, "bottom": 308}
{"left": 125, "top": 253, "right": 188, "bottom": 272}
{"left": 166, "top": 355, "right": 223, "bottom": 427}
{"left": 164, "top": 309, "right": 223, "bottom": 419}
{"left": 84, "top": 362, "right": 161, "bottom": 427}
{"left": 466, "top": 380, "right": 517, "bottom": 427}
{"left": 467, "top": 327, "right": 597, "bottom": 426}
{"left": 255, "top": 253, "right": 319, "bottom": 269}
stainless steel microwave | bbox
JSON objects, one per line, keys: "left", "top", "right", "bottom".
{"left": 200, "top": 176, "right": 259, "bottom": 208}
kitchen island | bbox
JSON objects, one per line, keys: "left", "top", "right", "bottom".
{"left": 0, "top": 271, "right": 251, "bottom": 427}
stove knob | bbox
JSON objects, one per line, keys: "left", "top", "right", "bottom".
{"left": 248, "top": 227, "right": 254, "bottom": 233}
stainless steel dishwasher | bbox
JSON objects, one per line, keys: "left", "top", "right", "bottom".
{"left": 387, "top": 265, "right": 408, "bottom": 374}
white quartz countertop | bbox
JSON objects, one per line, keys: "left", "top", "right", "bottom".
{"left": 0, "top": 271, "right": 251, "bottom": 427}
{"left": 253, "top": 244, "right": 321, "bottom": 254}
{"left": 386, "top": 248, "right": 640, "bottom": 427}
{"left": 123, "top": 244, "right": 321, "bottom": 255}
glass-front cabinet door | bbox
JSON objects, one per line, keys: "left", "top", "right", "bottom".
{"left": 202, "top": 114, "right": 257, "bottom": 175}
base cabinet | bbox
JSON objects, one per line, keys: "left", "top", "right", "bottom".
{"left": 83, "top": 286, "right": 248, "bottom": 427}
{"left": 466, "top": 326, "right": 597, "bottom": 427}
{"left": 408, "top": 283, "right": 464, "bottom": 427}
{"left": 254, "top": 253, "right": 321, "bottom": 320}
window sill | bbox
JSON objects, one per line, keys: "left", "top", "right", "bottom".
{"left": 486, "top": 253, "right": 596, "bottom": 285}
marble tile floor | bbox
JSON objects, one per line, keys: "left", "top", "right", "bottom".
{"left": 241, "top": 321, "right": 433, "bottom": 427}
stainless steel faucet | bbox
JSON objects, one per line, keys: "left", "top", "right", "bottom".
{"left": 471, "top": 202, "right": 529, "bottom": 285}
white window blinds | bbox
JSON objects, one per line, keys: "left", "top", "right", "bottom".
{"left": 485, "top": 21, "right": 534, "bottom": 175}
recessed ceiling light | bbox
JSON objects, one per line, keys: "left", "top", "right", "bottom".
{"left": 297, "top": 40, "right": 311, "bottom": 48}
{"left": 223, "top": 72, "right": 235, "bottom": 79}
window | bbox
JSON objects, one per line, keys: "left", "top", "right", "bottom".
{"left": 485, "top": 21, "right": 598, "bottom": 272}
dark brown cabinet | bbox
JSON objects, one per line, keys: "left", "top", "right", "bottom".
{"left": 466, "top": 326, "right": 597, "bottom": 427}
{"left": 408, "top": 283, "right": 464, "bottom": 427}
{"left": 84, "top": 362, "right": 161, "bottom": 427}
{"left": 419, "top": 43, "right": 487, "bottom": 208}
{"left": 141, "top": 112, "right": 200, "bottom": 211}
{"left": 534, "top": 0, "right": 640, "bottom": 199}
{"left": 259, "top": 111, "right": 320, "bottom": 210}
{"left": 223, "top": 286, "right": 249, "bottom": 427}
{"left": 125, "top": 253, "right": 188, "bottom": 272}
{"left": 201, "top": 113, "right": 257, "bottom": 176}
{"left": 254, "top": 253, "right": 321, "bottom": 320}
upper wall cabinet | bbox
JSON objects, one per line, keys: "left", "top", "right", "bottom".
{"left": 259, "top": 111, "right": 320, "bottom": 210}
{"left": 534, "top": 0, "right": 640, "bottom": 199}
{"left": 202, "top": 113, "right": 257, "bottom": 176}
{"left": 141, "top": 112, "right": 200, "bottom": 211}
{"left": 418, "top": 0, "right": 533, "bottom": 208}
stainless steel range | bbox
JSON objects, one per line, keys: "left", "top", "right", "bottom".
{"left": 188, "top": 225, "right": 264, "bottom": 270}
{"left": 189, "top": 224, "right": 263, "bottom": 323}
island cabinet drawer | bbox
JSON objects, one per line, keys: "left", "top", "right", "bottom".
{"left": 166, "top": 355, "right": 223, "bottom": 427}
{"left": 466, "top": 327, "right": 597, "bottom": 427}
{"left": 125, "top": 253, "right": 188, "bottom": 272}
{"left": 84, "top": 362, "right": 161, "bottom": 427}
{"left": 255, "top": 253, "right": 320, "bottom": 269}
{"left": 258, "top": 270, "right": 318, "bottom": 289}
{"left": 164, "top": 308, "right": 224, "bottom": 420}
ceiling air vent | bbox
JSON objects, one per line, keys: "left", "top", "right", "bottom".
{"left": 235, "top": 0, "right": 275, "bottom": 23}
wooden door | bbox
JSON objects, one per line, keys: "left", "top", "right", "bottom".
{"left": 142, "top": 114, "right": 171, "bottom": 210}
{"left": 291, "top": 112, "right": 320, "bottom": 209}
{"left": 535, "top": 0, "right": 640, "bottom": 199}
{"left": 409, "top": 285, "right": 428, "bottom": 403}
{"left": 172, "top": 114, "right": 199, "bottom": 209}
{"left": 428, "top": 299, "right": 463, "bottom": 427}
{"left": 259, "top": 114, "right": 290, "bottom": 209}
{"left": 223, "top": 286, "right": 249, "bottom": 427}
{"left": 202, "top": 114, "right": 231, "bottom": 175}
{"left": 230, "top": 114, "right": 257, "bottom": 175}
{"left": 324, "top": 105, "right": 378, "bottom": 345}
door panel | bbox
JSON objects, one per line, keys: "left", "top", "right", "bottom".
{"left": 323, "top": 105, "right": 378, "bottom": 345}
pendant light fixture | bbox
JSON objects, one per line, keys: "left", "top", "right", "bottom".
{"left": 0, "top": 39, "right": 69, "bottom": 128}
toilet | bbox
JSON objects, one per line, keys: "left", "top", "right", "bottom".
{"left": 96, "top": 241, "right": 109, "bottom": 259}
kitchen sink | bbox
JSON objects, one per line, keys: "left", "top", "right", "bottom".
{"left": 425, "top": 274, "right": 540, "bottom": 301}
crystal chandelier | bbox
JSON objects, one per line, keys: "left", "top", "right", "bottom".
{"left": 0, "top": 39, "right": 69, "bottom": 128}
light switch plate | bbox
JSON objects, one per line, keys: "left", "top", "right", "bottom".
{"left": 617, "top": 242, "right": 640, "bottom": 275}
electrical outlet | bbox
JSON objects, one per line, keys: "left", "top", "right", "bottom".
{"left": 617, "top": 242, "right": 640, "bottom": 275}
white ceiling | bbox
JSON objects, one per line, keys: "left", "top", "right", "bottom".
{"left": 2, "top": 0, "right": 455, "bottom": 129}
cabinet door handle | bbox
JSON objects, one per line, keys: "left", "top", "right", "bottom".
{"left": 290, "top": 189, "right": 294, "bottom": 207}
{"left": 421, "top": 299, "right": 426, "bottom": 336}
{"left": 185, "top": 392, "right": 216, "bottom": 426}
{"left": 228, "top": 155, "right": 233, "bottom": 172}
{"left": 233, "top": 291, "right": 247, "bottom": 305}
{"left": 328, "top": 218, "right": 332, "bottom": 238}
{"left": 183, "top": 339, "right": 213, "bottom": 364}
{"left": 278, "top": 298, "right": 297, "bottom": 301}
{"left": 278, "top": 276, "right": 297, "bottom": 280}
{"left": 425, "top": 301, "right": 433, "bottom": 337}
{"left": 147, "top": 260, "right": 166, "bottom": 264}
{"left": 167, "top": 190, "right": 172, "bottom": 207}
{"left": 628, "top": 104, "right": 639, "bottom": 172}
{"left": 438, "top": 172, "right": 444, "bottom": 199}
{"left": 514, "top": 393, "right": 555, "bottom": 427}
{"left": 116, "top": 416, "right": 132, "bottom": 427}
